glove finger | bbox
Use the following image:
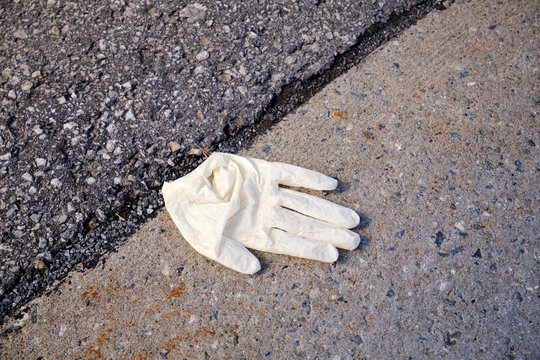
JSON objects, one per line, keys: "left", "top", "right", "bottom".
{"left": 264, "top": 160, "right": 338, "bottom": 190}
{"left": 264, "top": 228, "right": 339, "bottom": 262}
{"left": 278, "top": 187, "right": 360, "bottom": 228}
{"left": 272, "top": 208, "right": 360, "bottom": 250}
{"left": 195, "top": 235, "right": 261, "bottom": 274}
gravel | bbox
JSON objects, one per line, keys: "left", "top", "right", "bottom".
{"left": 0, "top": 0, "right": 441, "bottom": 321}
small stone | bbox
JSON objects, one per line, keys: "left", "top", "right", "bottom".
{"left": 196, "top": 51, "right": 209, "bottom": 61}
{"left": 53, "top": 214, "right": 67, "bottom": 224}
{"left": 188, "top": 148, "right": 202, "bottom": 156}
{"left": 168, "top": 141, "right": 181, "bottom": 152}
{"left": 106, "top": 140, "right": 116, "bottom": 152}
{"left": 30, "top": 214, "right": 42, "bottom": 223}
{"left": 106, "top": 122, "right": 116, "bottom": 134}
{"left": 21, "top": 81, "right": 33, "bottom": 91}
{"left": 96, "top": 209, "right": 106, "bottom": 222}
{"left": 86, "top": 177, "right": 97, "bottom": 185}
{"left": 49, "top": 26, "right": 60, "bottom": 35}
{"left": 237, "top": 86, "right": 247, "bottom": 96}
{"left": 238, "top": 65, "right": 247, "bottom": 76}
{"left": 125, "top": 109, "right": 136, "bottom": 121}
{"left": 38, "top": 238, "right": 48, "bottom": 248}
{"left": 0, "top": 153, "right": 11, "bottom": 161}
{"left": 58, "top": 325, "right": 67, "bottom": 337}
{"left": 19, "top": 64, "right": 29, "bottom": 76}
{"left": 99, "top": 39, "right": 107, "bottom": 51}
{"left": 218, "top": 72, "right": 231, "bottom": 82}
{"left": 113, "top": 177, "right": 123, "bottom": 185}
{"left": 200, "top": 37, "right": 211, "bottom": 46}
{"left": 224, "top": 88, "right": 234, "bottom": 100}
{"left": 454, "top": 222, "right": 466, "bottom": 232}
{"left": 29, "top": 186, "right": 37, "bottom": 194}
{"left": 57, "top": 96, "right": 66, "bottom": 104}
{"left": 22, "top": 173, "right": 33, "bottom": 182}
{"left": 285, "top": 56, "right": 297, "bottom": 65}
{"left": 63, "top": 122, "right": 77, "bottom": 130}
{"left": 13, "top": 29, "right": 28, "bottom": 39}
{"left": 8, "top": 90, "right": 16, "bottom": 99}
{"left": 10, "top": 75, "right": 21, "bottom": 86}
{"left": 310, "top": 42, "right": 321, "bottom": 53}
{"left": 179, "top": 3, "right": 207, "bottom": 23}
{"left": 1, "top": 68, "right": 11, "bottom": 81}
{"left": 194, "top": 65, "right": 205, "bottom": 74}
{"left": 35, "top": 158, "right": 47, "bottom": 166}
{"left": 50, "top": 178, "right": 61, "bottom": 187}
{"left": 34, "top": 257, "right": 46, "bottom": 270}
{"left": 31, "top": 70, "right": 41, "bottom": 78}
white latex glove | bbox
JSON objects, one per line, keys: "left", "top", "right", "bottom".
{"left": 162, "top": 152, "right": 360, "bottom": 274}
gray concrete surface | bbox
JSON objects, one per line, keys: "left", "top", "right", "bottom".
{"left": 0, "top": 0, "right": 436, "bottom": 318}
{"left": 1, "top": 0, "right": 539, "bottom": 358}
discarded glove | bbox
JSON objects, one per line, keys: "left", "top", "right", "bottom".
{"left": 162, "top": 152, "right": 360, "bottom": 274}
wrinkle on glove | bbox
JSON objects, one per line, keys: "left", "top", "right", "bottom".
{"left": 162, "top": 152, "right": 360, "bottom": 274}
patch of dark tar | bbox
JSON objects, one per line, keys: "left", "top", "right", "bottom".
{"left": 0, "top": 0, "right": 449, "bottom": 323}
{"left": 301, "top": 299, "right": 311, "bottom": 315}
{"left": 444, "top": 331, "right": 461, "bottom": 346}
{"left": 450, "top": 246, "right": 464, "bottom": 256}
{"left": 350, "top": 334, "right": 364, "bottom": 345}
{"left": 434, "top": 231, "right": 446, "bottom": 248}
{"left": 176, "top": 266, "right": 184, "bottom": 277}
{"left": 443, "top": 298, "right": 456, "bottom": 306}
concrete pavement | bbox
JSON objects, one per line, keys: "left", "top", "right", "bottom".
{"left": 1, "top": 0, "right": 538, "bottom": 358}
